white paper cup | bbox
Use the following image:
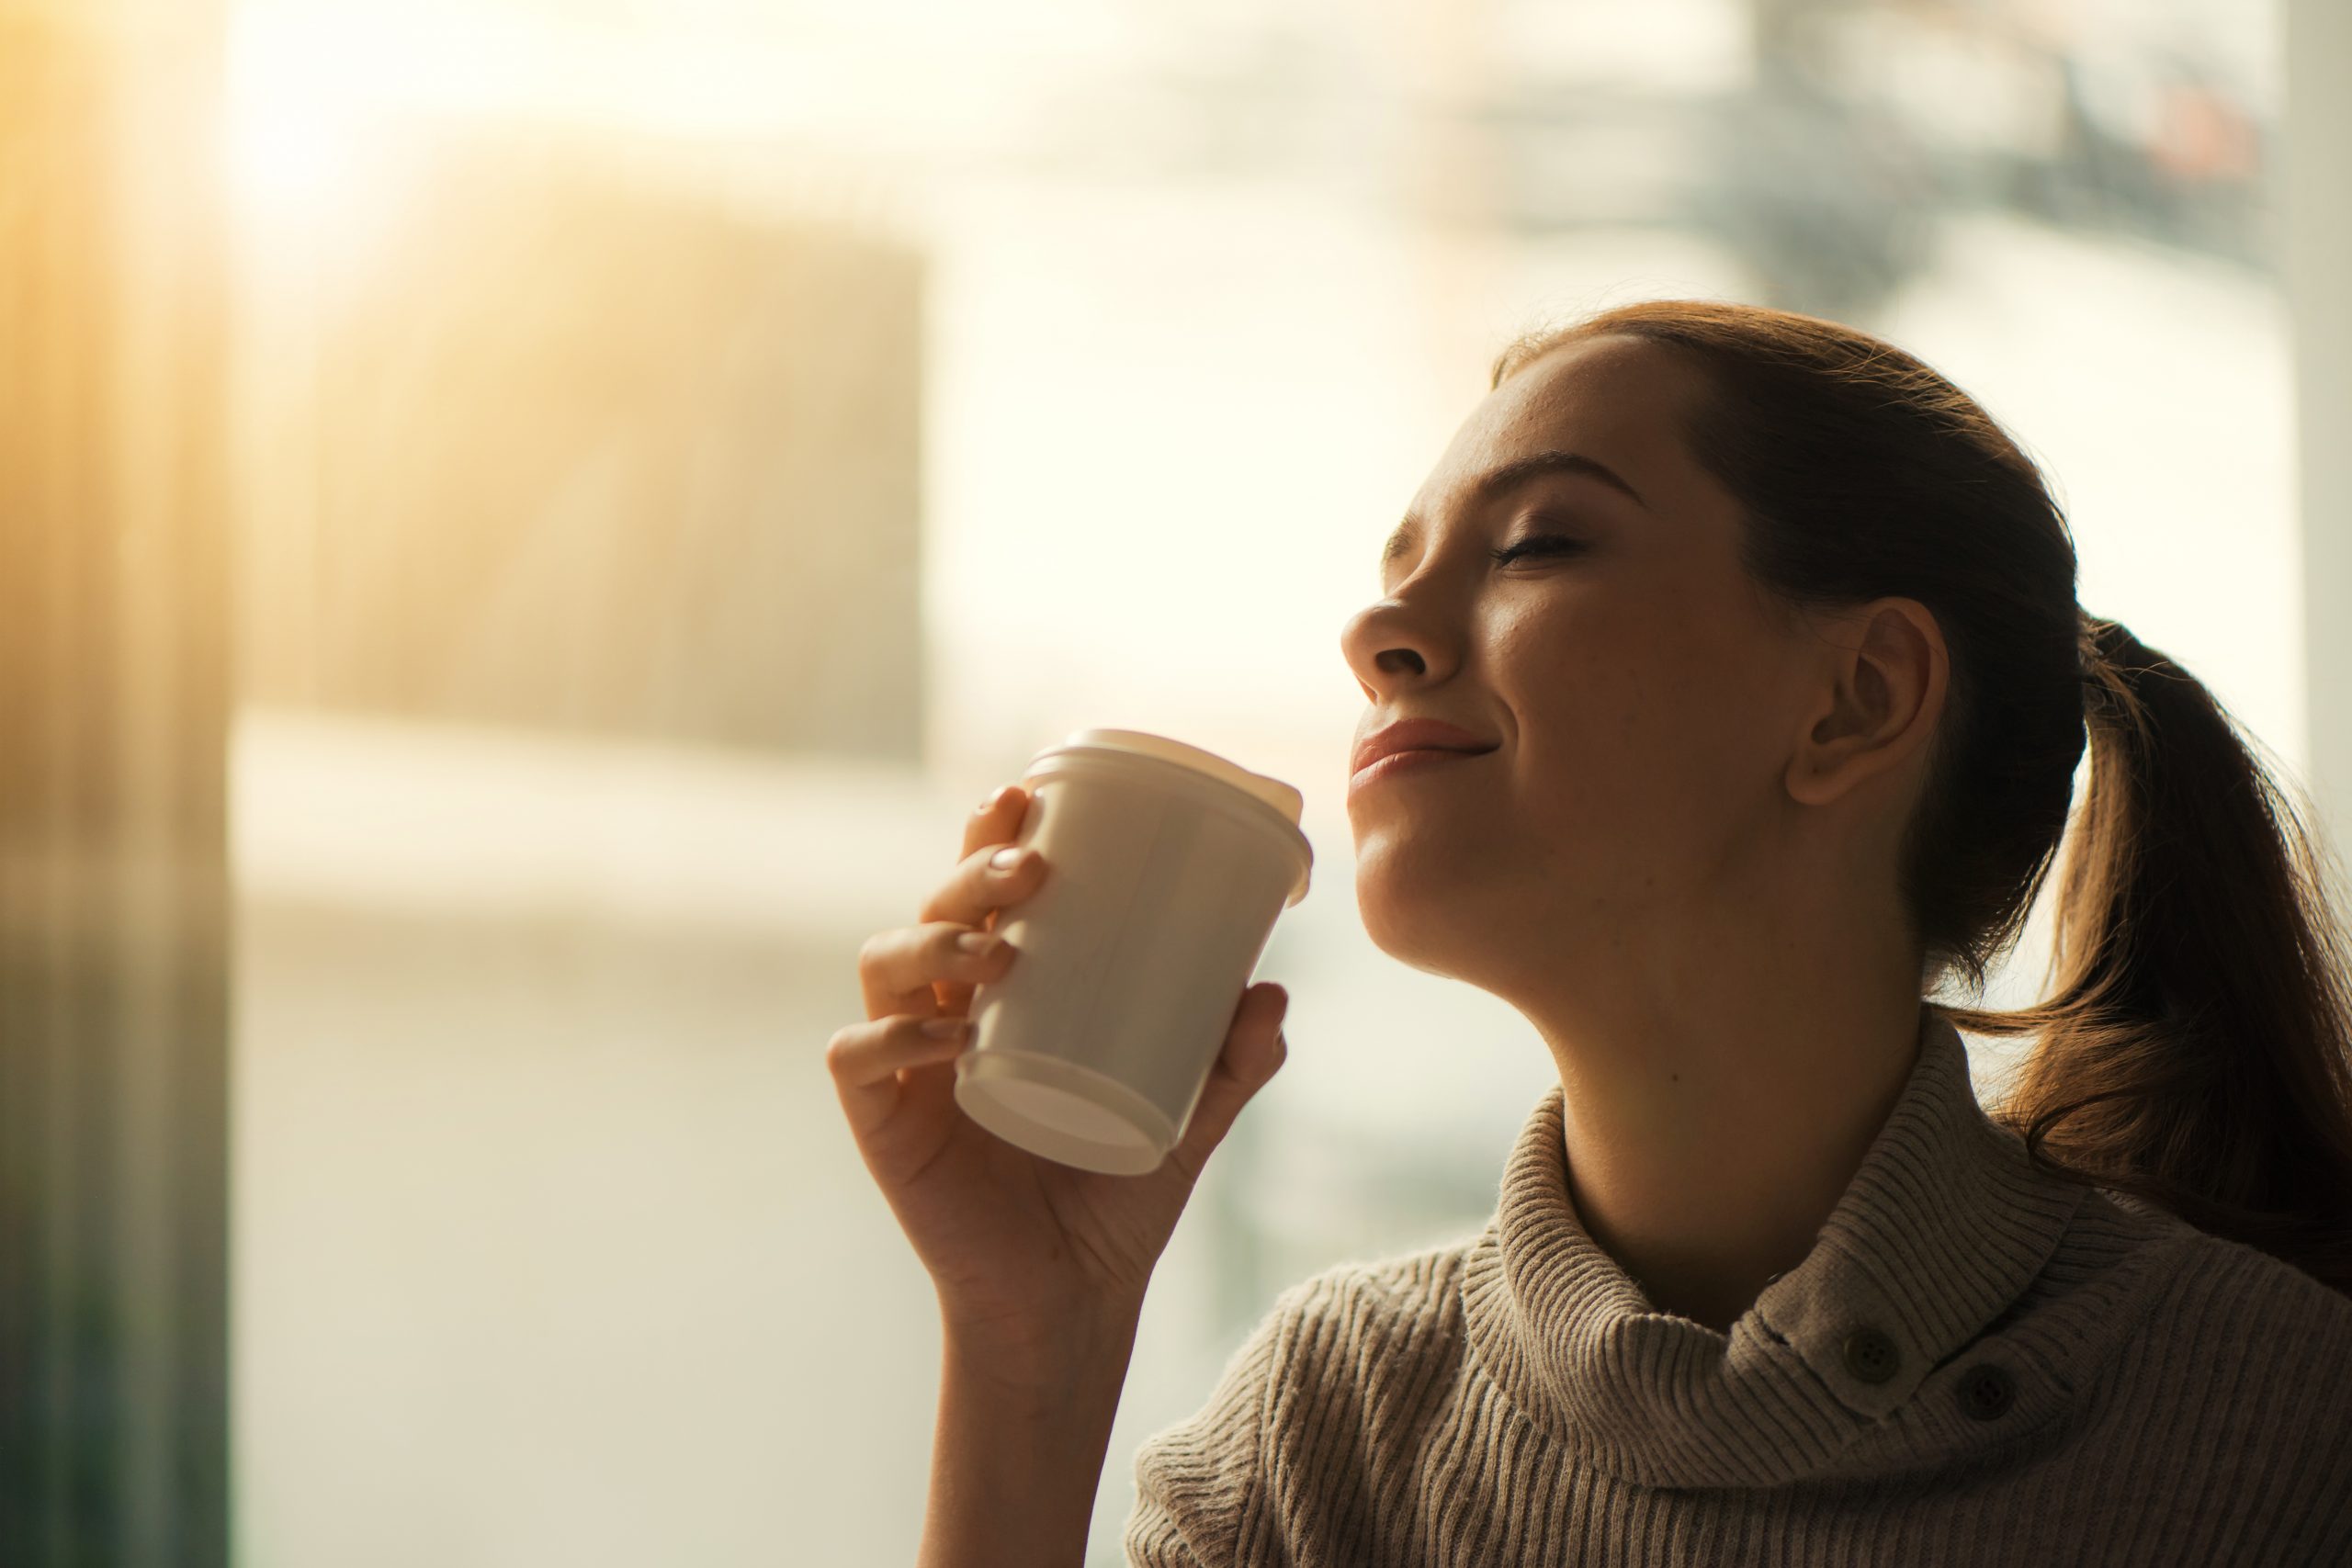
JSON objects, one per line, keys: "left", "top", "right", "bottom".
{"left": 953, "top": 728, "right": 1313, "bottom": 1175}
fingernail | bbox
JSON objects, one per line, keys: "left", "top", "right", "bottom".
{"left": 955, "top": 931, "right": 1001, "bottom": 956}
{"left": 922, "top": 1017, "right": 970, "bottom": 1040}
{"left": 976, "top": 788, "right": 1006, "bottom": 815}
{"left": 989, "top": 847, "right": 1026, "bottom": 872}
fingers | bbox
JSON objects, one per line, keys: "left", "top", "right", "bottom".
{"left": 827, "top": 1014, "right": 974, "bottom": 1141}
{"left": 1165, "top": 983, "right": 1289, "bottom": 1185}
{"left": 912, "top": 788, "right": 1048, "bottom": 932}
{"left": 959, "top": 784, "right": 1028, "bottom": 861}
{"left": 858, "top": 919, "right": 1021, "bottom": 1024}
{"left": 853, "top": 784, "right": 1046, "bottom": 1022}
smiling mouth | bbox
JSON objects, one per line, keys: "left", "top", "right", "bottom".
{"left": 1349, "top": 747, "right": 1492, "bottom": 791}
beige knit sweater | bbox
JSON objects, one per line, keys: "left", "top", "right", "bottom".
{"left": 1125, "top": 1006, "right": 2352, "bottom": 1565}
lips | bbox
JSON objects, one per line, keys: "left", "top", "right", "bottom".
{"left": 1351, "top": 718, "right": 1499, "bottom": 776}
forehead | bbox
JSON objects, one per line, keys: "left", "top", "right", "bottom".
{"left": 1414, "top": 333, "right": 1708, "bottom": 513}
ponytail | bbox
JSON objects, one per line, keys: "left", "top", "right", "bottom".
{"left": 1946, "top": 614, "right": 2352, "bottom": 1297}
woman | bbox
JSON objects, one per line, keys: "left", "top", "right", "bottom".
{"left": 829, "top": 301, "right": 2352, "bottom": 1566}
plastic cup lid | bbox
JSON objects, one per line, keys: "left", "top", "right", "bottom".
{"left": 1024, "top": 728, "right": 1312, "bottom": 906}
{"left": 1032, "top": 728, "right": 1304, "bottom": 828}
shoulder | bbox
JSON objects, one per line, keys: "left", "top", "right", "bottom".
{"left": 1144, "top": 1235, "right": 1474, "bottom": 1449}
{"left": 2002, "top": 1189, "right": 2351, "bottom": 1440}
{"left": 1257, "top": 1241, "right": 1475, "bottom": 1435}
{"left": 2063, "top": 1192, "right": 2352, "bottom": 1532}
{"left": 2090, "top": 1189, "right": 2352, "bottom": 1353}
{"left": 1125, "top": 1238, "right": 1475, "bottom": 1567}
{"left": 2135, "top": 1215, "right": 2352, "bottom": 1382}
{"left": 1271, "top": 1238, "right": 1474, "bottom": 1364}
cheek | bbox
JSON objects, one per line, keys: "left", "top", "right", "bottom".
{"left": 1497, "top": 610, "right": 1777, "bottom": 829}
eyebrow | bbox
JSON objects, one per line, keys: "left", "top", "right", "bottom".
{"left": 1379, "top": 449, "right": 1645, "bottom": 575}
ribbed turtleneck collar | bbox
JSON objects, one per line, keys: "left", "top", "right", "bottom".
{"left": 1460, "top": 1003, "right": 2094, "bottom": 1490}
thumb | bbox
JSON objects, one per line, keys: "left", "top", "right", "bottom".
{"left": 1166, "top": 983, "right": 1289, "bottom": 1181}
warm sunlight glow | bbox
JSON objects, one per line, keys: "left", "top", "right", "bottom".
{"left": 226, "top": 78, "right": 345, "bottom": 215}
{"left": 223, "top": 9, "right": 380, "bottom": 221}
{"left": 222, "top": 4, "right": 544, "bottom": 228}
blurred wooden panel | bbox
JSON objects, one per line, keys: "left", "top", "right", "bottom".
{"left": 240, "top": 129, "right": 927, "bottom": 762}
{"left": 0, "top": 6, "right": 232, "bottom": 1567}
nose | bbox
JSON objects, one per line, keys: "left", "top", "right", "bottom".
{"left": 1340, "top": 597, "right": 1447, "bottom": 701}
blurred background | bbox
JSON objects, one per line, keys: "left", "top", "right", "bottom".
{"left": 4, "top": 0, "right": 2348, "bottom": 1563}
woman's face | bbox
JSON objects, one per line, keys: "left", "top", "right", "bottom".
{"left": 1339, "top": 333, "right": 1841, "bottom": 999}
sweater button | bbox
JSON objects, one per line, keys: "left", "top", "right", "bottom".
{"left": 1842, "top": 1325, "right": 1900, "bottom": 1384}
{"left": 1958, "top": 1362, "right": 2016, "bottom": 1422}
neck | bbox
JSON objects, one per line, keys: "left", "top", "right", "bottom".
{"left": 1513, "top": 883, "right": 1928, "bottom": 1335}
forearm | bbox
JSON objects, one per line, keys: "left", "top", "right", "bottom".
{"left": 917, "top": 1307, "right": 1143, "bottom": 1568}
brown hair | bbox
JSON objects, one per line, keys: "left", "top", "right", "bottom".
{"left": 1492, "top": 300, "right": 2352, "bottom": 1298}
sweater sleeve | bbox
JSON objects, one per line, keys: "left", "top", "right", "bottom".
{"left": 1122, "top": 1285, "right": 1300, "bottom": 1568}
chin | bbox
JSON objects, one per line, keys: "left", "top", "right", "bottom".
{"left": 1351, "top": 853, "right": 1486, "bottom": 978}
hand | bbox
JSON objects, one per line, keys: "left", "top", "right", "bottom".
{"left": 828, "top": 784, "right": 1291, "bottom": 1345}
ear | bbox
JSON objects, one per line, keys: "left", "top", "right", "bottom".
{"left": 1785, "top": 599, "right": 1947, "bottom": 807}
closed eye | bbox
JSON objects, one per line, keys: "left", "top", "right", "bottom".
{"left": 1488, "top": 535, "right": 1588, "bottom": 568}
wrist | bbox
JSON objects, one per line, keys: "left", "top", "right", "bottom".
{"left": 922, "top": 1316, "right": 1135, "bottom": 1568}
{"left": 940, "top": 1296, "right": 1144, "bottom": 1395}
{"left": 939, "top": 1283, "right": 1145, "bottom": 1347}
